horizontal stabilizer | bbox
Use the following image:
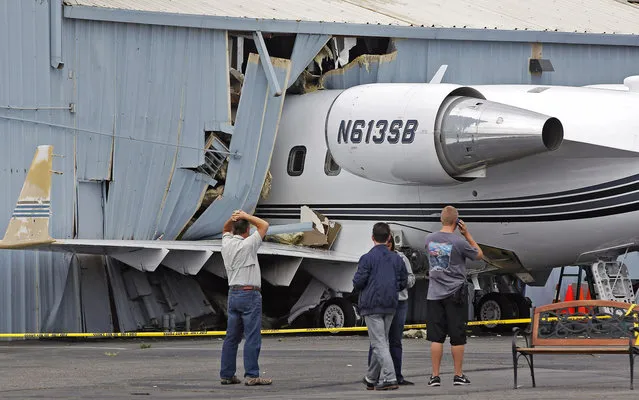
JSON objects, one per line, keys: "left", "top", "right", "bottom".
{"left": 0, "top": 145, "right": 54, "bottom": 249}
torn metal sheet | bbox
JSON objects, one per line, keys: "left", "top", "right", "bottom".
{"left": 155, "top": 168, "right": 209, "bottom": 241}
{"left": 288, "top": 33, "right": 331, "bottom": 88}
{"left": 107, "top": 259, "right": 216, "bottom": 332}
{"left": 320, "top": 51, "right": 399, "bottom": 89}
{"left": 162, "top": 249, "right": 213, "bottom": 275}
{"left": 288, "top": 278, "right": 329, "bottom": 325}
{"left": 301, "top": 259, "right": 358, "bottom": 293}
{"left": 203, "top": 252, "right": 226, "bottom": 278}
{"left": 260, "top": 256, "right": 303, "bottom": 287}
{"left": 77, "top": 255, "right": 113, "bottom": 333}
{"left": 110, "top": 248, "right": 169, "bottom": 272}
{"left": 183, "top": 53, "right": 292, "bottom": 239}
{"left": 101, "top": 26, "right": 229, "bottom": 241}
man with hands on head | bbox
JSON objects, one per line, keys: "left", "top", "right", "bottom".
{"left": 219, "top": 210, "right": 272, "bottom": 387}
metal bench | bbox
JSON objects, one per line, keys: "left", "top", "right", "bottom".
{"left": 512, "top": 300, "right": 639, "bottom": 390}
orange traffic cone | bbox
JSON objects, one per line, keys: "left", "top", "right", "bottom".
{"left": 585, "top": 288, "right": 592, "bottom": 313}
{"left": 577, "top": 284, "right": 586, "bottom": 314}
{"left": 565, "top": 284, "right": 575, "bottom": 313}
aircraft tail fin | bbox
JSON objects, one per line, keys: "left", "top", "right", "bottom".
{"left": 429, "top": 64, "right": 448, "bottom": 84}
{"left": 0, "top": 145, "right": 55, "bottom": 249}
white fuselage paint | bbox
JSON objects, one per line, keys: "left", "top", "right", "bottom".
{"left": 258, "top": 85, "right": 639, "bottom": 281}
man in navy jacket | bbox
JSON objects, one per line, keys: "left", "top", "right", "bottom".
{"left": 353, "top": 222, "right": 408, "bottom": 390}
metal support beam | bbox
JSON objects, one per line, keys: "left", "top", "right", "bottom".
{"left": 65, "top": 5, "right": 639, "bottom": 47}
{"left": 252, "top": 31, "right": 282, "bottom": 97}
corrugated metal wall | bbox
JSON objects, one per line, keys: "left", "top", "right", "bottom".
{"left": 0, "top": 0, "right": 78, "bottom": 334}
{"left": 0, "top": 0, "right": 228, "bottom": 333}
{"left": 69, "top": 20, "right": 230, "bottom": 240}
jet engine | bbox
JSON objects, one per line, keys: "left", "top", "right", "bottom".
{"left": 324, "top": 83, "right": 564, "bottom": 185}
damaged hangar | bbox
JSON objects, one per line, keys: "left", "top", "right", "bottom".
{"left": 3, "top": 0, "right": 639, "bottom": 333}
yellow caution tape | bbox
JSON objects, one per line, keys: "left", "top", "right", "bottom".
{"left": 3, "top": 314, "right": 635, "bottom": 339}
{"left": 0, "top": 318, "right": 533, "bottom": 339}
{"left": 627, "top": 304, "right": 639, "bottom": 345}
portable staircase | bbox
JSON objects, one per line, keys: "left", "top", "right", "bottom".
{"left": 554, "top": 258, "right": 636, "bottom": 314}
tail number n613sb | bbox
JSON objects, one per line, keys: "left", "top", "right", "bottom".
{"left": 337, "top": 119, "right": 418, "bottom": 144}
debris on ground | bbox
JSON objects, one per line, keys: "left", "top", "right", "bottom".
{"left": 403, "top": 329, "right": 427, "bottom": 339}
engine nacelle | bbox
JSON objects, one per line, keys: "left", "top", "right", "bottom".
{"left": 325, "top": 83, "right": 564, "bottom": 185}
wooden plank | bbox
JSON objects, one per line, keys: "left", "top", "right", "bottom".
{"left": 535, "top": 300, "right": 636, "bottom": 313}
{"left": 534, "top": 338, "right": 630, "bottom": 346}
{"left": 531, "top": 308, "right": 541, "bottom": 346}
{"left": 518, "top": 346, "right": 630, "bottom": 354}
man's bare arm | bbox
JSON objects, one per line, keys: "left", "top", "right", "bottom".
{"left": 222, "top": 216, "right": 234, "bottom": 234}
{"left": 457, "top": 220, "right": 484, "bottom": 260}
{"left": 236, "top": 211, "right": 270, "bottom": 239}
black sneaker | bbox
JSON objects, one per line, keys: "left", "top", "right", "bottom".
{"left": 428, "top": 375, "right": 441, "bottom": 387}
{"left": 398, "top": 379, "right": 414, "bottom": 385}
{"left": 362, "top": 377, "right": 374, "bottom": 390}
{"left": 453, "top": 374, "right": 471, "bottom": 385}
{"left": 375, "top": 381, "right": 399, "bottom": 391}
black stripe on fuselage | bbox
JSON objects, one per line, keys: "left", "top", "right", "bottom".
{"left": 256, "top": 201, "right": 639, "bottom": 222}
{"left": 497, "top": 173, "right": 639, "bottom": 201}
{"left": 258, "top": 180, "right": 639, "bottom": 210}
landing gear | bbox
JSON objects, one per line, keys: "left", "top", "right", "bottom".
{"left": 476, "top": 293, "right": 531, "bottom": 332}
{"left": 316, "top": 297, "right": 357, "bottom": 329}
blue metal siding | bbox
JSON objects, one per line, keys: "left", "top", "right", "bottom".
{"left": 0, "top": 1, "right": 229, "bottom": 333}
{"left": 0, "top": 0, "right": 78, "bottom": 334}
{"left": 78, "top": 21, "right": 230, "bottom": 240}
{"left": 323, "top": 38, "right": 639, "bottom": 90}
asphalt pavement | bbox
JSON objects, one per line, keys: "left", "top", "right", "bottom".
{"left": 0, "top": 334, "right": 634, "bottom": 399}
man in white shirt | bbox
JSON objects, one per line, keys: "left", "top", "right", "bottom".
{"left": 219, "top": 210, "right": 271, "bottom": 386}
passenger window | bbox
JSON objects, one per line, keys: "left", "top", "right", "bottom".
{"left": 324, "top": 150, "right": 341, "bottom": 176}
{"left": 287, "top": 146, "right": 306, "bottom": 176}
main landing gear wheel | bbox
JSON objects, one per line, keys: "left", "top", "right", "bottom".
{"left": 476, "top": 293, "right": 519, "bottom": 332}
{"left": 507, "top": 293, "right": 532, "bottom": 331}
{"left": 317, "top": 298, "right": 357, "bottom": 330}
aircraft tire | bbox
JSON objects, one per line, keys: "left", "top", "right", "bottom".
{"left": 476, "top": 293, "right": 517, "bottom": 332}
{"left": 507, "top": 293, "right": 532, "bottom": 332}
{"left": 317, "top": 297, "right": 357, "bottom": 329}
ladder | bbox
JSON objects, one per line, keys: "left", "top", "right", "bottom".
{"left": 196, "top": 134, "right": 229, "bottom": 185}
{"left": 590, "top": 260, "right": 636, "bottom": 312}
{"left": 553, "top": 265, "right": 596, "bottom": 304}
{"left": 554, "top": 260, "right": 636, "bottom": 314}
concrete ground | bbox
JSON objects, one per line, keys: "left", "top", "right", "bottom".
{"left": 0, "top": 334, "right": 635, "bottom": 399}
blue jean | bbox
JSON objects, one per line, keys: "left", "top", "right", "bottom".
{"left": 368, "top": 300, "right": 408, "bottom": 381}
{"left": 220, "top": 289, "right": 262, "bottom": 379}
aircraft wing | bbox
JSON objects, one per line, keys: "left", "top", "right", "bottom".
{"left": 0, "top": 146, "right": 360, "bottom": 277}
{"left": 44, "top": 238, "right": 359, "bottom": 262}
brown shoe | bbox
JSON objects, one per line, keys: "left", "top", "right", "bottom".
{"left": 245, "top": 377, "right": 273, "bottom": 386}
{"left": 221, "top": 376, "right": 241, "bottom": 385}
{"left": 375, "top": 381, "right": 399, "bottom": 390}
